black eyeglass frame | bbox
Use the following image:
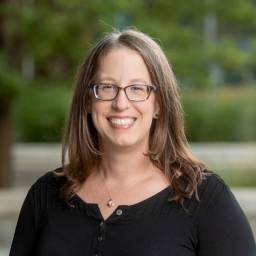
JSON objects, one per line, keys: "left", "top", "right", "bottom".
{"left": 88, "top": 83, "right": 157, "bottom": 102}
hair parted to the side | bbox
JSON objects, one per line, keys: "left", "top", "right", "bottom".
{"left": 55, "top": 28, "right": 210, "bottom": 210}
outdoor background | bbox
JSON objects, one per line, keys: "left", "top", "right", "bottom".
{"left": 0, "top": 0, "right": 256, "bottom": 254}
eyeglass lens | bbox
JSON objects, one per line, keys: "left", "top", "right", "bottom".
{"left": 95, "top": 84, "right": 149, "bottom": 101}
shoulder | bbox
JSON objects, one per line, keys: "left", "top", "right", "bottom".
{"left": 198, "top": 170, "right": 230, "bottom": 206}
{"left": 193, "top": 171, "right": 256, "bottom": 254}
{"left": 31, "top": 167, "right": 65, "bottom": 192}
{"left": 185, "top": 170, "right": 231, "bottom": 218}
{"left": 26, "top": 167, "right": 66, "bottom": 213}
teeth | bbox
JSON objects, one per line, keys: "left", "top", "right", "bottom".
{"left": 109, "top": 118, "right": 135, "bottom": 125}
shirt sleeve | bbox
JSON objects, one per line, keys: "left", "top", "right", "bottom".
{"left": 9, "top": 187, "right": 37, "bottom": 256}
{"left": 195, "top": 187, "right": 256, "bottom": 256}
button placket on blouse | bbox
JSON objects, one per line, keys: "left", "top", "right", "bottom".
{"left": 98, "top": 221, "right": 104, "bottom": 242}
{"left": 94, "top": 209, "right": 125, "bottom": 256}
{"left": 93, "top": 220, "right": 106, "bottom": 256}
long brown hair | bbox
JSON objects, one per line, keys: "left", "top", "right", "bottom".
{"left": 55, "top": 28, "right": 210, "bottom": 210}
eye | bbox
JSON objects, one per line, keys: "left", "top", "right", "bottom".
{"left": 100, "top": 84, "right": 115, "bottom": 90}
{"left": 131, "top": 85, "right": 143, "bottom": 90}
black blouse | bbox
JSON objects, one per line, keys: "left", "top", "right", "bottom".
{"left": 10, "top": 168, "right": 256, "bottom": 256}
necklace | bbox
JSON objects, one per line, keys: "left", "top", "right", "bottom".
{"left": 99, "top": 161, "right": 151, "bottom": 207}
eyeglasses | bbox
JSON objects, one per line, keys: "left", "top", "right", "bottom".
{"left": 88, "top": 83, "right": 157, "bottom": 101}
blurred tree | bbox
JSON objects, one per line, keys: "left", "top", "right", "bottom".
{"left": 0, "top": 0, "right": 23, "bottom": 186}
{"left": 4, "top": 0, "right": 254, "bottom": 87}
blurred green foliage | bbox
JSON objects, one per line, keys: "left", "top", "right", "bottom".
{"left": 14, "top": 79, "right": 71, "bottom": 142}
{"left": 182, "top": 87, "right": 256, "bottom": 142}
{"left": 0, "top": 54, "right": 21, "bottom": 100}
{"left": 1, "top": 0, "right": 256, "bottom": 87}
{"left": 214, "top": 170, "right": 256, "bottom": 187}
{"left": 1, "top": 0, "right": 256, "bottom": 142}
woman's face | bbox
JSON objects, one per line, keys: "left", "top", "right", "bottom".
{"left": 88, "top": 47, "right": 159, "bottom": 151}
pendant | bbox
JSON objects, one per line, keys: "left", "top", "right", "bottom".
{"left": 107, "top": 199, "right": 114, "bottom": 207}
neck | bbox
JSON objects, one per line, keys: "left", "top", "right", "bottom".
{"left": 98, "top": 140, "right": 151, "bottom": 184}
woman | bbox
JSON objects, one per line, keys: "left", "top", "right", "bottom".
{"left": 10, "top": 29, "right": 256, "bottom": 256}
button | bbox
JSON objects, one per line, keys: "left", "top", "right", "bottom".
{"left": 100, "top": 221, "right": 103, "bottom": 226}
{"left": 97, "top": 236, "right": 102, "bottom": 242}
{"left": 116, "top": 209, "right": 122, "bottom": 215}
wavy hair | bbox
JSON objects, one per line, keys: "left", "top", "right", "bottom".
{"left": 55, "top": 29, "right": 210, "bottom": 210}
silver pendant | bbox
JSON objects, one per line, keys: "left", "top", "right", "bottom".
{"left": 107, "top": 199, "right": 114, "bottom": 207}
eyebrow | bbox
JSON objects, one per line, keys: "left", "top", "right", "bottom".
{"left": 99, "top": 77, "right": 150, "bottom": 85}
{"left": 98, "top": 77, "right": 116, "bottom": 83}
{"left": 129, "top": 78, "right": 150, "bottom": 84}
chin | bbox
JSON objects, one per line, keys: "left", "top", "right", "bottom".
{"left": 106, "top": 133, "right": 135, "bottom": 147}
{"left": 112, "top": 138, "right": 137, "bottom": 148}
{"left": 111, "top": 134, "right": 148, "bottom": 150}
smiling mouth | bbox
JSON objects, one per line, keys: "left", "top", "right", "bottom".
{"left": 108, "top": 118, "right": 136, "bottom": 125}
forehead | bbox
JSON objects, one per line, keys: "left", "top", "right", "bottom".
{"left": 95, "top": 47, "right": 152, "bottom": 85}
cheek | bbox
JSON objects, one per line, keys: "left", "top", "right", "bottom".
{"left": 90, "top": 101, "right": 109, "bottom": 128}
{"left": 137, "top": 104, "right": 155, "bottom": 126}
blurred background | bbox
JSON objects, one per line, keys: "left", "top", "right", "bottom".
{"left": 0, "top": 0, "right": 256, "bottom": 254}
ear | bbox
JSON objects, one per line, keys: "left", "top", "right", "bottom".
{"left": 153, "top": 98, "right": 160, "bottom": 119}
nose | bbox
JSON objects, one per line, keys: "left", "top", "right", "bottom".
{"left": 112, "top": 88, "right": 131, "bottom": 110}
